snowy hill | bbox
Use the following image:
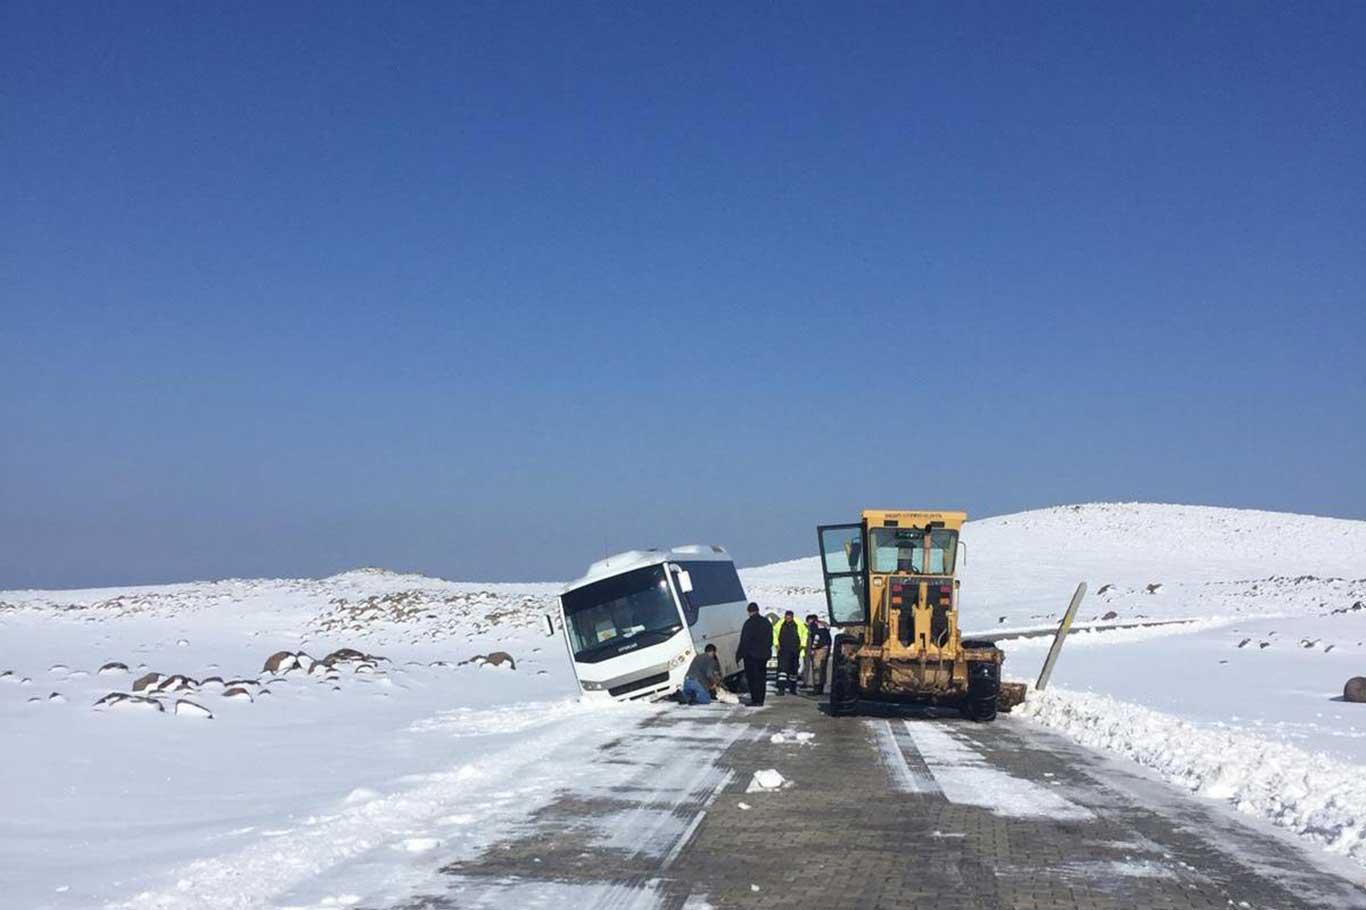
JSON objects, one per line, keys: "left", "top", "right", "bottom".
{"left": 743, "top": 501, "right": 1366, "bottom": 611}
{"left": 2, "top": 502, "right": 1365, "bottom": 907}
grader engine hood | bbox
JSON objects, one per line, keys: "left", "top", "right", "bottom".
{"left": 882, "top": 576, "right": 956, "bottom": 651}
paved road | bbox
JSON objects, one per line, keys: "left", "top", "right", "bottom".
{"left": 385, "top": 694, "right": 1366, "bottom": 910}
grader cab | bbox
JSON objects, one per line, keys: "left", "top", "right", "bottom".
{"left": 816, "top": 510, "right": 1023, "bottom": 721}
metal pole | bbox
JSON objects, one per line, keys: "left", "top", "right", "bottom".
{"left": 1035, "top": 582, "right": 1087, "bottom": 692}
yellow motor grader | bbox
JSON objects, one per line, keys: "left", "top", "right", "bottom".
{"left": 816, "top": 509, "right": 1025, "bottom": 721}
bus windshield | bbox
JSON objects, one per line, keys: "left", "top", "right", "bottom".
{"left": 870, "top": 527, "right": 958, "bottom": 575}
{"left": 562, "top": 564, "right": 684, "bottom": 663}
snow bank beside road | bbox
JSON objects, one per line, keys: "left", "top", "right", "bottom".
{"left": 1019, "top": 688, "right": 1366, "bottom": 866}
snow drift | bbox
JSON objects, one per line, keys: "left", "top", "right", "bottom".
{"left": 1021, "top": 687, "right": 1366, "bottom": 865}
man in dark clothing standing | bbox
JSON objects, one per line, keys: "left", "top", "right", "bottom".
{"left": 775, "top": 610, "right": 802, "bottom": 695}
{"left": 803, "top": 614, "right": 833, "bottom": 694}
{"left": 736, "top": 602, "right": 772, "bottom": 706}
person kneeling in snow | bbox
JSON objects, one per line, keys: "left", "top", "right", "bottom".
{"left": 682, "top": 644, "right": 722, "bottom": 705}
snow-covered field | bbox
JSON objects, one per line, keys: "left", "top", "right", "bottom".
{"left": 0, "top": 570, "right": 629, "bottom": 910}
{"left": 3, "top": 503, "right": 1365, "bottom": 907}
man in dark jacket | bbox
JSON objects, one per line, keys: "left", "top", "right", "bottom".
{"left": 803, "top": 614, "right": 833, "bottom": 694}
{"left": 775, "top": 610, "right": 803, "bottom": 695}
{"left": 736, "top": 602, "right": 772, "bottom": 706}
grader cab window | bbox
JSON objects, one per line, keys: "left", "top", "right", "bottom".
{"left": 870, "top": 527, "right": 958, "bottom": 575}
{"left": 817, "top": 523, "right": 867, "bottom": 625}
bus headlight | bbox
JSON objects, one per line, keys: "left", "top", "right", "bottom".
{"left": 580, "top": 679, "right": 607, "bottom": 691}
{"left": 667, "top": 649, "right": 694, "bottom": 669}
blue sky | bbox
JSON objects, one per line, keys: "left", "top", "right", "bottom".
{"left": 3, "top": 2, "right": 1363, "bottom": 587}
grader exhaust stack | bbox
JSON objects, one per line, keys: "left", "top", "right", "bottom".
{"left": 816, "top": 509, "right": 1025, "bottom": 721}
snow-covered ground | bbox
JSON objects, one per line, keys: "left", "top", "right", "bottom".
{"left": 0, "top": 570, "right": 635, "bottom": 910}
{"left": 3, "top": 503, "right": 1365, "bottom": 907}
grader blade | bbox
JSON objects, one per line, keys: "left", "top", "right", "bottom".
{"left": 999, "top": 682, "right": 1028, "bottom": 711}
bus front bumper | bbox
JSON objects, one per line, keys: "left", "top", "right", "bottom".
{"left": 578, "top": 661, "right": 688, "bottom": 702}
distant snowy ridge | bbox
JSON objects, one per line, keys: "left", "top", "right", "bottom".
{"left": 1020, "top": 688, "right": 1366, "bottom": 865}
{"left": 742, "top": 502, "right": 1366, "bottom": 588}
{"left": 0, "top": 569, "right": 561, "bottom": 646}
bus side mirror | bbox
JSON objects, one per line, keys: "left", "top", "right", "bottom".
{"left": 667, "top": 563, "right": 694, "bottom": 594}
{"left": 542, "top": 614, "right": 555, "bottom": 637}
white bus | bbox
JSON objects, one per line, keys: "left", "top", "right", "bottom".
{"left": 547, "top": 545, "right": 750, "bottom": 702}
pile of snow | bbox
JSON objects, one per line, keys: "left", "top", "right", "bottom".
{"left": 746, "top": 768, "right": 789, "bottom": 792}
{"left": 769, "top": 729, "right": 814, "bottom": 745}
{"left": 1020, "top": 687, "right": 1366, "bottom": 864}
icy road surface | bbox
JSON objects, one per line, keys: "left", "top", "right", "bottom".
{"left": 382, "top": 695, "right": 1366, "bottom": 910}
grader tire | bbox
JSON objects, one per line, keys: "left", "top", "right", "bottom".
{"left": 830, "top": 663, "right": 859, "bottom": 716}
{"left": 965, "top": 657, "right": 1001, "bottom": 723}
{"left": 965, "top": 693, "right": 998, "bottom": 723}
{"left": 829, "top": 637, "right": 860, "bottom": 717}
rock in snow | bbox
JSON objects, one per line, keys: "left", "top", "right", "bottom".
{"left": 485, "top": 651, "right": 516, "bottom": 670}
{"left": 462, "top": 651, "right": 517, "bottom": 670}
{"left": 174, "top": 700, "right": 213, "bottom": 719}
{"left": 98, "top": 661, "right": 129, "bottom": 675}
{"left": 1344, "top": 677, "right": 1366, "bottom": 703}
{"left": 156, "top": 674, "right": 198, "bottom": 692}
{"left": 131, "top": 672, "right": 162, "bottom": 692}
{"left": 262, "top": 651, "right": 299, "bottom": 674}
{"left": 94, "top": 693, "right": 165, "bottom": 713}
